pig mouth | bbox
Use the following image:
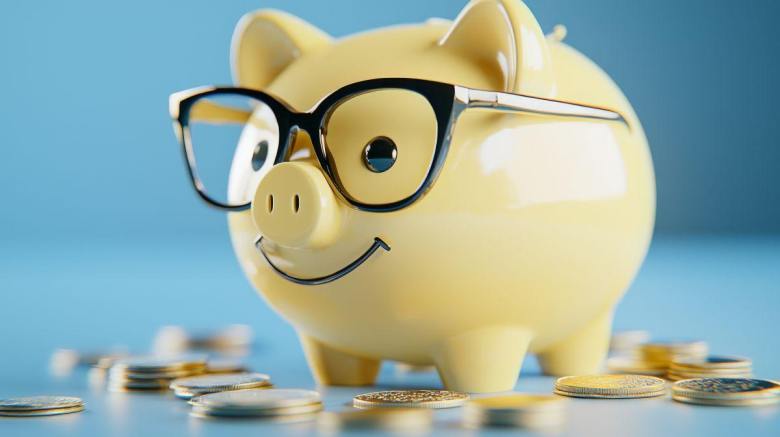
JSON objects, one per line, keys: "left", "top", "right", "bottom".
{"left": 253, "top": 236, "right": 391, "bottom": 286}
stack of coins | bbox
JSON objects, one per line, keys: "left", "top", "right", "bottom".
{"left": 667, "top": 356, "right": 752, "bottom": 381}
{"left": 609, "top": 330, "right": 651, "bottom": 355}
{"left": 353, "top": 390, "right": 469, "bottom": 409}
{"left": 189, "top": 389, "right": 322, "bottom": 419}
{"left": 170, "top": 373, "right": 272, "bottom": 399}
{"left": 462, "top": 394, "right": 567, "bottom": 429}
{"left": 609, "top": 339, "right": 708, "bottom": 377}
{"left": 318, "top": 408, "right": 433, "bottom": 431}
{"left": 671, "top": 378, "right": 780, "bottom": 406}
{"left": 639, "top": 340, "right": 708, "bottom": 367}
{"left": 0, "top": 396, "right": 84, "bottom": 417}
{"left": 554, "top": 375, "right": 667, "bottom": 399}
{"left": 205, "top": 358, "right": 249, "bottom": 374}
{"left": 107, "top": 355, "right": 207, "bottom": 392}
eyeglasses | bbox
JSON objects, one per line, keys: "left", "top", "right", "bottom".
{"left": 169, "top": 78, "right": 627, "bottom": 212}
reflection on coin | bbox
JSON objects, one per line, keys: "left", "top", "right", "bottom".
{"left": 555, "top": 375, "right": 667, "bottom": 398}
{"left": 0, "top": 396, "right": 83, "bottom": 411}
{"left": 353, "top": 390, "right": 469, "bottom": 409}
{"left": 318, "top": 408, "right": 433, "bottom": 431}
{"left": 170, "top": 373, "right": 272, "bottom": 399}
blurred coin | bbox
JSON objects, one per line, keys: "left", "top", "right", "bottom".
{"left": 192, "top": 402, "right": 322, "bottom": 418}
{"left": 170, "top": 373, "right": 272, "bottom": 399}
{"left": 639, "top": 340, "right": 708, "bottom": 364}
{"left": 353, "top": 390, "right": 469, "bottom": 409}
{"left": 111, "top": 354, "right": 208, "bottom": 373}
{"left": 463, "top": 394, "right": 567, "bottom": 428}
{"left": 190, "top": 388, "right": 321, "bottom": 414}
{"left": 206, "top": 358, "right": 249, "bottom": 374}
{"left": 670, "top": 356, "right": 751, "bottom": 371}
{"left": 607, "top": 356, "right": 667, "bottom": 376}
{"left": 609, "top": 330, "right": 650, "bottom": 354}
{"left": 555, "top": 375, "right": 667, "bottom": 398}
{"left": 671, "top": 378, "right": 780, "bottom": 404}
{"left": 0, "top": 406, "right": 85, "bottom": 417}
{"left": 318, "top": 408, "right": 432, "bottom": 431}
{"left": 0, "top": 396, "right": 83, "bottom": 411}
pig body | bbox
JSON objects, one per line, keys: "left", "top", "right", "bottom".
{"left": 226, "top": 0, "right": 654, "bottom": 392}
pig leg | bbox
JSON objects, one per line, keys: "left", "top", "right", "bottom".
{"left": 298, "top": 334, "right": 381, "bottom": 386}
{"left": 431, "top": 326, "right": 532, "bottom": 393}
{"left": 537, "top": 308, "right": 613, "bottom": 376}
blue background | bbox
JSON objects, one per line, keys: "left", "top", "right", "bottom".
{"left": 1, "top": 2, "right": 779, "bottom": 436}
{"left": 1, "top": 0, "right": 779, "bottom": 240}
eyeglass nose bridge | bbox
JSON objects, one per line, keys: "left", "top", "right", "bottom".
{"left": 275, "top": 113, "right": 323, "bottom": 166}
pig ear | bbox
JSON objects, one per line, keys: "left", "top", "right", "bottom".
{"left": 231, "top": 10, "right": 332, "bottom": 89}
{"left": 438, "top": 0, "right": 555, "bottom": 96}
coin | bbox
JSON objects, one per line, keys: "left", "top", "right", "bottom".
{"left": 170, "top": 373, "right": 272, "bottom": 399}
{"left": 670, "top": 356, "right": 752, "bottom": 371}
{"left": 191, "top": 402, "right": 323, "bottom": 418}
{"left": 0, "top": 396, "right": 83, "bottom": 411}
{"left": 206, "top": 358, "right": 249, "bottom": 374}
{"left": 609, "top": 330, "right": 650, "bottom": 353}
{"left": 639, "top": 340, "right": 708, "bottom": 364}
{"left": 554, "top": 375, "right": 667, "bottom": 398}
{"left": 111, "top": 354, "right": 208, "bottom": 373}
{"left": 0, "top": 406, "right": 85, "bottom": 417}
{"left": 607, "top": 356, "right": 667, "bottom": 376}
{"left": 353, "top": 390, "right": 469, "bottom": 409}
{"left": 191, "top": 388, "right": 320, "bottom": 410}
{"left": 317, "top": 408, "right": 433, "bottom": 430}
{"left": 671, "top": 378, "right": 780, "bottom": 401}
{"left": 463, "top": 394, "right": 567, "bottom": 428}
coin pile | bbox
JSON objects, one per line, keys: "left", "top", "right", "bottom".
{"left": 153, "top": 325, "right": 253, "bottom": 356}
{"left": 554, "top": 375, "right": 667, "bottom": 399}
{"left": 107, "top": 355, "right": 207, "bottom": 392}
{"left": 463, "top": 394, "right": 567, "bottom": 429}
{"left": 353, "top": 390, "right": 469, "bottom": 409}
{"left": 608, "top": 339, "right": 708, "bottom": 377}
{"left": 189, "top": 388, "right": 322, "bottom": 418}
{"left": 318, "top": 408, "right": 433, "bottom": 431}
{"left": 0, "top": 396, "right": 84, "bottom": 417}
{"left": 667, "top": 356, "right": 752, "bottom": 381}
{"left": 671, "top": 378, "right": 780, "bottom": 406}
{"left": 609, "top": 330, "right": 651, "bottom": 355}
{"left": 170, "top": 373, "right": 272, "bottom": 399}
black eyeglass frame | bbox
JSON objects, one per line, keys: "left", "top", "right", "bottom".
{"left": 169, "top": 78, "right": 627, "bottom": 213}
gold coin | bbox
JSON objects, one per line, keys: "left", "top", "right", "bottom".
{"left": 0, "top": 396, "right": 83, "bottom": 411}
{"left": 553, "top": 388, "right": 667, "bottom": 399}
{"left": 667, "top": 370, "right": 752, "bottom": 382}
{"left": 111, "top": 355, "right": 208, "bottom": 373}
{"left": 0, "top": 405, "right": 85, "bottom": 417}
{"left": 639, "top": 340, "right": 708, "bottom": 363}
{"left": 317, "top": 408, "right": 433, "bottom": 430}
{"left": 607, "top": 357, "right": 667, "bottom": 376}
{"left": 555, "top": 375, "right": 667, "bottom": 396}
{"left": 353, "top": 390, "right": 469, "bottom": 409}
{"left": 671, "top": 378, "right": 780, "bottom": 400}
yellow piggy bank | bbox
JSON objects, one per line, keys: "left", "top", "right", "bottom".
{"left": 169, "top": 0, "right": 655, "bottom": 393}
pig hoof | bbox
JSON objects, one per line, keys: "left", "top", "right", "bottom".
{"left": 537, "top": 309, "right": 613, "bottom": 376}
{"left": 432, "top": 326, "right": 532, "bottom": 393}
{"left": 298, "top": 334, "right": 381, "bottom": 386}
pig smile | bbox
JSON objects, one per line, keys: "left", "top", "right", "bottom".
{"left": 254, "top": 236, "right": 391, "bottom": 286}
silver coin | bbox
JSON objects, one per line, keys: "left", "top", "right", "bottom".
{"left": 0, "top": 396, "right": 83, "bottom": 411}
{"left": 190, "top": 388, "right": 320, "bottom": 411}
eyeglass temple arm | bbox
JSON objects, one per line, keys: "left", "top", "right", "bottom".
{"left": 454, "top": 86, "right": 628, "bottom": 127}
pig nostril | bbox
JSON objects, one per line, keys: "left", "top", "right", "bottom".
{"left": 267, "top": 194, "right": 274, "bottom": 213}
{"left": 293, "top": 194, "right": 300, "bottom": 213}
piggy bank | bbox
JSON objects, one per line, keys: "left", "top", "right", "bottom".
{"left": 171, "top": 0, "right": 654, "bottom": 393}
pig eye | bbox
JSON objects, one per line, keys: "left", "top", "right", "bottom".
{"left": 362, "top": 136, "right": 397, "bottom": 173}
{"left": 251, "top": 140, "right": 269, "bottom": 171}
